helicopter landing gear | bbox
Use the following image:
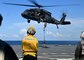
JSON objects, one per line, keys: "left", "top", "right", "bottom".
{"left": 56, "top": 25, "right": 59, "bottom": 29}
{"left": 38, "top": 20, "right": 40, "bottom": 23}
{"left": 27, "top": 19, "right": 30, "bottom": 23}
{"left": 44, "top": 23, "right": 47, "bottom": 28}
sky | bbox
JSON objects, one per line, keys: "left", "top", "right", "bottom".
{"left": 0, "top": 0, "right": 84, "bottom": 41}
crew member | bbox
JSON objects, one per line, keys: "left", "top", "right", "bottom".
{"left": 0, "top": 14, "right": 3, "bottom": 26}
{"left": 75, "top": 31, "right": 84, "bottom": 60}
{"left": 22, "top": 26, "right": 39, "bottom": 60}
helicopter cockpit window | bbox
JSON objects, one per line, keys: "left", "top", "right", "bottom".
{"left": 24, "top": 9, "right": 29, "bottom": 12}
{"left": 23, "top": 9, "right": 30, "bottom": 15}
{"left": 28, "top": 9, "right": 35, "bottom": 16}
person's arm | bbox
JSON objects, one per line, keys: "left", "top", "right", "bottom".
{"left": 30, "top": 39, "right": 39, "bottom": 52}
{"left": 21, "top": 41, "right": 24, "bottom": 58}
{"left": 35, "top": 40, "right": 39, "bottom": 52}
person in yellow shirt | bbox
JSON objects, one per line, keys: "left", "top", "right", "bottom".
{"left": 22, "top": 26, "right": 39, "bottom": 60}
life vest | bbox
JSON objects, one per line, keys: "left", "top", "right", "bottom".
{"left": 22, "top": 35, "right": 38, "bottom": 57}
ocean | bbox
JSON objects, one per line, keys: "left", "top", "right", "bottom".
{"left": 5, "top": 41, "right": 80, "bottom": 45}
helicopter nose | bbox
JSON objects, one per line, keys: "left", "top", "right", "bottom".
{"left": 21, "top": 13, "right": 27, "bottom": 18}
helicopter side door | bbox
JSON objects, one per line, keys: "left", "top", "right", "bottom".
{"left": 40, "top": 9, "right": 52, "bottom": 22}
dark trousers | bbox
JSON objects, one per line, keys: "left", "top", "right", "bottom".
{"left": 23, "top": 55, "right": 37, "bottom": 60}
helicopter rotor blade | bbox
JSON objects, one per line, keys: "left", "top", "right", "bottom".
{"left": 3, "top": 2, "right": 79, "bottom": 8}
{"left": 28, "top": 0, "right": 43, "bottom": 8}
{"left": 28, "top": 0, "right": 79, "bottom": 7}
{"left": 3, "top": 3, "right": 36, "bottom": 7}
{"left": 42, "top": 4, "right": 79, "bottom": 7}
{"left": 28, "top": 0, "right": 38, "bottom": 6}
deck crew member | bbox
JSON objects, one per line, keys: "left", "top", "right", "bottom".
{"left": 75, "top": 31, "right": 84, "bottom": 60}
{"left": 0, "top": 14, "right": 3, "bottom": 26}
{"left": 22, "top": 26, "right": 39, "bottom": 60}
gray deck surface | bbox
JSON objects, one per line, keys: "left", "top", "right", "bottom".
{"left": 11, "top": 45, "right": 76, "bottom": 60}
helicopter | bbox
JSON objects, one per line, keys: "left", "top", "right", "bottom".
{"left": 3, "top": 0, "right": 78, "bottom": 29}
{"left": 21, "top": 8, "right": 70, "bottom": 29}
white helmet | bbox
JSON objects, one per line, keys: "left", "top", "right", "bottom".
{"left": 80, "top": 31, "right": 84, "bottom": 39}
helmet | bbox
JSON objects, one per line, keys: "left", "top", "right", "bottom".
{"left": 80, "top": 31, "right": 84, "bottom": 39}
{"left": 27, "top": 26, "right": 36, "bottom": 35}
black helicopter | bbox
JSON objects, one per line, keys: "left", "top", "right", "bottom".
{"left": 3, "top": 0, "right": 78, "bottom": 29}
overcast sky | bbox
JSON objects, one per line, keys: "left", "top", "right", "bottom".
{"left": 0, "top": 0, "right": 84, "bottom": 41}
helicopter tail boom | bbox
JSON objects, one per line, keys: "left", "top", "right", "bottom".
{"left": 59, "top": 13, "right": 71, "bottom": 25}
{"left": 55, "top": 13, "right": 71, "bottom": 29}
{"left": 60, "top": 21, "right": 71, "bottom": 25}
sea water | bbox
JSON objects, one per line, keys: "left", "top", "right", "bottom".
{"left": 5, "top": 40, "right": 80, "bottom": 45}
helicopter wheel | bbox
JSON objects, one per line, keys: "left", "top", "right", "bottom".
{"left": 27, "top": 19, "right": 30, "bottom": 23}
{"left": 38, "top": 20, "right": 40, "bottom": 23}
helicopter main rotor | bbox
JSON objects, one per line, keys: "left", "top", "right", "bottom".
{"left": 3, "top": 0, "right": 79, "bottom": 8}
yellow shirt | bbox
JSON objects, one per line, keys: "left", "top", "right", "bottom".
{"left": 22, "top": 35, "right": 38, "bottom": 57}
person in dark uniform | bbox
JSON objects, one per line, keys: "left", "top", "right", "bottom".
{"left": 0, "top": 14, "right": 18, "bottom": 60}
{"left": 0, "top": 14, "right": 3, "bottom": 26}
{"left": 75, "top": 31, "right": 84, "bottom": 60}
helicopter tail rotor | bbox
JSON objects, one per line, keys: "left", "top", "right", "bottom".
{"left": 59, "top": 13, "right": 71, "bottom": 25}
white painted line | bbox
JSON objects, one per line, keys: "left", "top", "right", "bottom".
{"left": 57, "top": 58, "right": 74, "bottom": 60}
{"left": 19, "top": 58, "right": 74, "bottom": 60}
{"left": 40, "top": 53, "right": 74, "bottom": 55}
